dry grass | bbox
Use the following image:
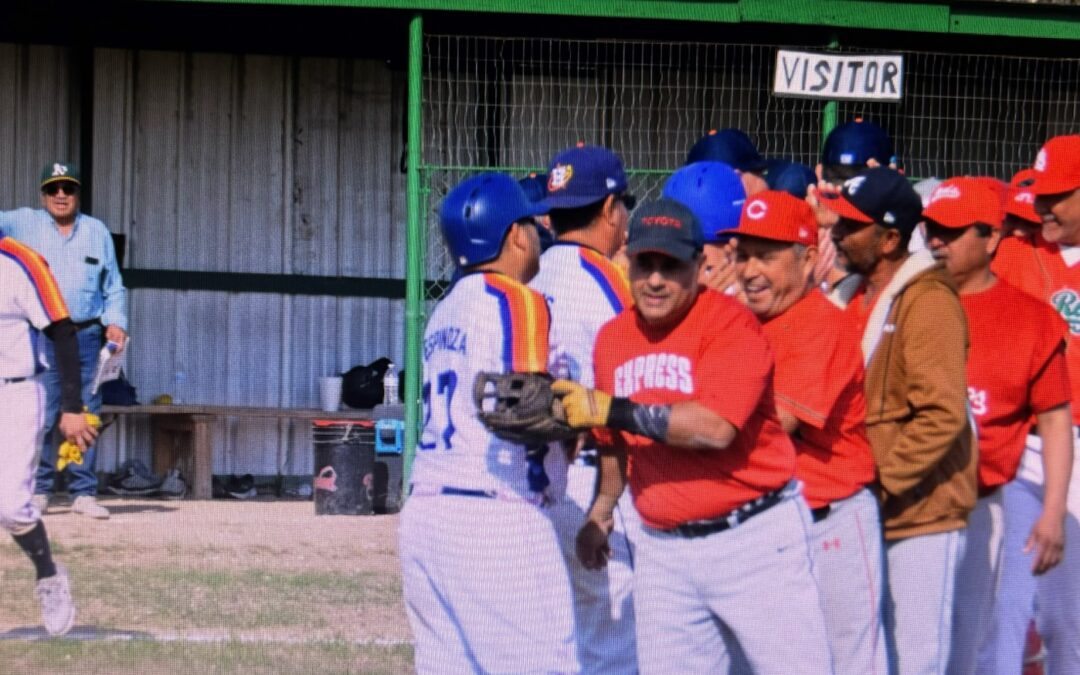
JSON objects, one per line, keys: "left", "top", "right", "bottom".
{"left": 0, "top": 497, "right": 412, "bottom": 672}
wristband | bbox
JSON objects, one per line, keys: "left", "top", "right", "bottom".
{"left": 608, "top": 398, "right": 671, "bottom": 442}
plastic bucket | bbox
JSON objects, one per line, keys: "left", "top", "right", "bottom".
{"left": 312, "top": 420, "right": 375, "bottom": 515}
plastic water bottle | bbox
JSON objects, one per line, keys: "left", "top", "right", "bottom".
{"left": 173, "top": 369, "right": 187, "bottom": 405}
{"left": 383, "top": 362, "right": 398, "bottom": 405}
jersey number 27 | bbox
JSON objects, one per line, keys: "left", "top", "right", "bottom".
{"left": 419, "top": 370, "right": 457, "bottom": 451}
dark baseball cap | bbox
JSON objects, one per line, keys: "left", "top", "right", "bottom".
{"left": 764, "top": 158, "right": 817, "bottom": 198}
{"left": 40, "top": 162, "right": 81, "bottom": 188}
{"left": 626, "top": 198, "right": 704, "bottom": 262}
{"left": 518, "top": 172, "right": 548, "bottom": 204}
{"left": 822, "top": 118, "right": 893, "bottom": 167}
{"left": 686, "top": 128, "right": 768, "bottom": 173}
{"left": 819, "top": 167, "right": 923, "bottom": 236}
{"left": 546, "top": 144, "right": 629, "bottom": 209}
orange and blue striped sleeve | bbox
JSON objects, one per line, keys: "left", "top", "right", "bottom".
{"left": 483, "top": 273, "right": 551, "bottom": 373}
{"left": 579, "top": 248, "right": 633, "bottom": 313}
{"left": 0, "top": 237, "right": 71, "bottom": 323}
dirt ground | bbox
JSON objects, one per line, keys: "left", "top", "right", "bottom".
{"left": 0, "top": 496, "right": 411, "bottom": 649}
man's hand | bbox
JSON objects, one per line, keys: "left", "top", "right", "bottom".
{"left": 1025, "top": 509, "right": 1066, "bottom": 575}
{"left": 576, "top": 515, "right": 614, "bottom": 570}
{"left": 105, "top": 324, "right": 128, "bottom": 354}
{"left": 58, "top": 411, "right": 99, "bottom": 452}
{"left": 552, "top": 380, "right": 612, "bottom": 429}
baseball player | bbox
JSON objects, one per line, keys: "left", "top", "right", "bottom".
{"left": 821, "top": 167, "right": 977, "bottom": 675}
{"left": 398, "top": 172, "right": 577, "bottom": 674}
{"left": 1, "top": 234, "right": 97, "bottom": 636}
{"left": 730, "top": 190, "right": 887, "bottom": 675}
{"left": 987, "top": 135, "right": 1080, "bottom": 675}
{"left": 0, "top": 162, "right": 128, "bottom": 520}
{"left": 530, "top": 144, "right": 639, "bottom": 674}
{"left": 561, "top": 198, "right": 834, "bottom": 675}
{"left": 920, "top": 177, "right": 1072, "bottom": 675}
{"left": 661, "top": 160, "right": 746, "bottom": 296}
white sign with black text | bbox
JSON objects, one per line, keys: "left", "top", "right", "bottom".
{"left": 773, "top": 50, "right": 904, "bottom": 102}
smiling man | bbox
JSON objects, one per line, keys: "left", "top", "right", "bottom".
{"left": 556, "top": 198, "right": 833, "bottom": 675}
{"left": 821, "top": 167, "right": 976, "bottom": 675}
{"left": 0, "top": 163, "right": 127, "bottom": 520}
{"left": 732, "top": 190, "right": 886, "bottom": 675}
{"left": 988, "top": 135, "right": 1080, "bottom": 675}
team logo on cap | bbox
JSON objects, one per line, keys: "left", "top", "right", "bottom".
{"left": 798, "top": 227, "right": 810, "bottom": 240}
{"left": 51, "top": 163, "right": 69, "bottom": 177}
{"left": 929, "top": 185, "right": 961, "bottom": 204}
{"left": 1015, "top": 192, "right": 1034, "bottom": 205}
{"left": 641, "top": 215, "right": 683, "bottom": 229}
{"left": 746, "top": 199, "right": 768, "bottom": 220}
{"left": 605, "top": 177, "right": 618, "bottom": 190}
{"left": 839, "top": 153, "right": 856, "bottom": 166}
{"left": 548, "top": 164, "right": 573, "bottom": 192}
{"left": 1035, "top": 149, "right": 1048, "bottom": 173}
{"left": 843, "top": 175, "right": 867, "bottom": 195}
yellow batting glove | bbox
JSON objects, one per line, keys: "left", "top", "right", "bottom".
{"left": 57, "top": 411, "right": 101, "bottom": 471}
{"left": 552, "top": 379, "right": 612, "bottom": 429}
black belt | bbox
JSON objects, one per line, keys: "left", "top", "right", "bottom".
{"left": 73, "top": 318, "right": 102, "bottom": 331}
{"left": 0, "top": 376, "right": 29, "bottom": 385}
{"left": 669, "top": 486, "right": 788, "bottom": 538}
{"left": 811, "top": 504, "right": 832, "bottom": 523}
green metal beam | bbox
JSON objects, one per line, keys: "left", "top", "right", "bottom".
{"left": 148, "top": 0, "right": 1080, "bottom": 39}
{"left": 403, "top": 12, "right": 424, "bottom": 496}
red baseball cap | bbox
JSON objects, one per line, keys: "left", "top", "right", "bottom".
{"left": 923, "top": 177, "right": 1004, "bottom": 229}
{"left": 1006, "top": 168, "right": 1040, "bottom": 224}
{"left": 1028, "top": 135, "right": 1080, "bottom": 196}
{"left": 732, "top": 190, "right": 818, "bottom": 245}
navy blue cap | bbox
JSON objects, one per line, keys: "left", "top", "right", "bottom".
{"left": 685, "top": 128, "right": 768, "bottom": 173}
{"left": 818, "top": 167, "right": 922, "bottom": 236}
{"left": 822, "top": 119, "right": 893, "bottom": 167}
{"left": 518, "top": 172, "right": 548, "bottom": 204}
{"left": 626, "top": 198, "right": 704, "bottom": 262}
{"left": 764, "top": 159, "right": 817, "bottom": 198}
{"left": 546, "top": 144, "right": 628, "bottom": 209}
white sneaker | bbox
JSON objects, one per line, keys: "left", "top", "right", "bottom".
{"left": 72, "top": 496, "right": 109, "bottom": 520}
{"left": 31, "top": 494, "right": 50, "bottom": 515}
{"left": 35, "top": 563, "right": 76, "bottom": 637}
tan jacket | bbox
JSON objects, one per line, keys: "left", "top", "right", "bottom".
{"left": 860, "top": 256, "right": 977, "bottom": 540}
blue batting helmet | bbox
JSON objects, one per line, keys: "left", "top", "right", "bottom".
{"left": 662, "top": 161, "right": 747, "bottom": 242}
{"left": 440, "top": 172, "right": 549, "bottom": 268}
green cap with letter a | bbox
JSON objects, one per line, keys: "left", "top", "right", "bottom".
{"left": 40, "top": 162, "right": 81, "bottom": 188}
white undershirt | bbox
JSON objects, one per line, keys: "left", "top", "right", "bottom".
{"left": 1060, "top": 244, "right": 1080, "bottom": 268}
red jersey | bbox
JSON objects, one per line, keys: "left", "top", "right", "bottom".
{"left": 961, "top": 278, "right": 1071, "bottom": 489}
{"left": 762, "top": 290, "right": 875, "bottom": 508}
{"left": 592, "top": 289, "right": 796, "bottom": 529}
{"left": 993, "top": 233, "right": 1080, "bottom": 424}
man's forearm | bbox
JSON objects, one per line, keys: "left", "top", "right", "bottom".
{"left": 1036, "top": 404, "right": 1073, "bottom": 518}
{"left": 588, "top": 449, "right": 627, "bottom": 521}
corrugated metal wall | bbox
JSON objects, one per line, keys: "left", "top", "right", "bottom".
{"left": 2, "top": 44, "right": 408, "bottom": 476}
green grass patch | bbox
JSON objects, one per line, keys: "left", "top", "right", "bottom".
{"left": 0, "top": 640, "right": 413, "bottom": 675}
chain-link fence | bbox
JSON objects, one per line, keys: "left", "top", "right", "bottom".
{"left": 423, "top": 34, "right": 1080, "bottom": 295}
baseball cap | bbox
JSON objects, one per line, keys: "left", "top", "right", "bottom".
{"left": 922, "top": 177, "right": 1004, "bottom": 229}
{"left": 1006, "top": 168, "right": 1039, "bottom": 224}
{"left": 819, "top": 167, "right": 923, "bottom": 236}
{"left": 1027, "top": 135, "right": 1080, "bottom": 196}
{"left": 763, "top": 159, "right": 817, "bottom": 198}
{"left": 821, "top": 118, "right": 893, "bottom": 167}
{"left": 685, "top": 128, "right": 768, "bottom": 173}
{"left": 731, "top": 190, "right": 818, "bottom": 246}
{"left": 661, "top": 161, "right": 745, "bottom": 242}
{"left": 546, "top": 144, "right": 629, "bottom": 209}
{"left": 626, "top": 198, "right": 704, "bottom": 262}
{"left": 40, "top": 162, "right": 81, "bottom": 188}
{"left": 518, "top": 172, "right": 548, "bottom": 204}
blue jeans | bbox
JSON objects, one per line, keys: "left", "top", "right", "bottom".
{"left": 35, "top": 324, "right": 102, "bottom": 497}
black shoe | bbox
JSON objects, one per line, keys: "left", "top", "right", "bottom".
{"left": 225, "top": 474, "right": 257, "bottom": 500}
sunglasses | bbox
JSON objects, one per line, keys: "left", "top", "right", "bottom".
{"left": 619, "top": 193, "right": 638, "bottom": 211}
{"left": 43, "top": 182, "right": 79, "bottom": 196}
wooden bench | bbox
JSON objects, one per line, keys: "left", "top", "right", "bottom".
{"left": 100, "top": 404, "right": 374, "bottom": 499}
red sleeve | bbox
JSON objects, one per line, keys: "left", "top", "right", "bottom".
{"left": 1030, "top": 311, "right": 1072, "bottom": 413}
{"left": 697, "top": 301, "right": 774, "bottom": 430}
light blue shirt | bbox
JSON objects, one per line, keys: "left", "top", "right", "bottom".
{"left": 0, "top": 208, "right": 127, "bottom": 330}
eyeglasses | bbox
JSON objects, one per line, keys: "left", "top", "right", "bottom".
{"left": 43, "top": 182, "right": 79, "bottom": 196}
{"left": 619, "top": 193, "right": 637, "bottom": 211}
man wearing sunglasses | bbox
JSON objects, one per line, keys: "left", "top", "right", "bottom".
{"left": 0, "top": 163, "right": 127, "bottom": 520}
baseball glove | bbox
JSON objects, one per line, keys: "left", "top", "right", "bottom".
{"left": 473, "top": 372, "right": 578, "bottom": 445}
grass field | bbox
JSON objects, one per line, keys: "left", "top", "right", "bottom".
{"left": 0, "top": 497, "right": 413, "bottom": 674}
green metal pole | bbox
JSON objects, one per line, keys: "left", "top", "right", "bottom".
{"left": 403, "top": 12, "right": 424, "bottom": 495}
{"left": 821, "top": 34, "right": 840, "bottom": 149}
